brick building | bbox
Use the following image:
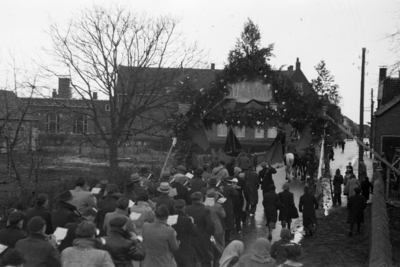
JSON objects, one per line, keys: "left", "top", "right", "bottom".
{"left": 373, "top": 67, "right": 400, "bottom": 164}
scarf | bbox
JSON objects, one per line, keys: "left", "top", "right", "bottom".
{"left": 219, "top": 241, "right": 244, "bottom": 267}
{"left": 250, "top": 238, "right": 272, "bottom": 263}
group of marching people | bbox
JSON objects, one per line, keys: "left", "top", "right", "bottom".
{"left": 0, "top": 158, "right": 306, "bottom": 267}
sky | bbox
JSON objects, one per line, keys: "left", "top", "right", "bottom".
{"left": 1, "top": 0, "right": 400, "bottom": 124}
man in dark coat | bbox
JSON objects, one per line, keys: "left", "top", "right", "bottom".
{"left": 270, "top": 228, "right": 292, "bottom": 265}
{"left": 172, "top": 175, "right": 192, "bottom": 205}
{"left": 154, "top": 182, "right": 175, "bottom": 215}
{"left": 259, "top": 162, "right": 277, "bottom": 196}
{"left": 15, "top": 216, "right": 61, "bottom": 267}
{"left": 279, "top": 183, "right": 295, "bottom": 229}
{"left": 97, "top": 184, "right": 120, "bottom": 236}
{"left": 26, "top": 193, "right": 53, "bottom": 235}
{"left": 232, "top": 173, "right": 247, "bottom": 233}
{"left": 225, "top": 157, "right": 236, "bottom": 176}
{"left": 245, "top": 169, "right": 260, "bottom": 216}
{"left": 219, "top": 177, "right": 239, "bottom": 243}
{"left": 122, "top": 181, "right": 137, "bottom": 202}
{"left": 57, "top": 207, "right": 97, "bottom": 252}
{"left": 333, "top": 169, "right": 344, "bottom": 205}
{"left": 347, "top": 187, "right": 367, "bottom": 237}
{"left": 172, "top": 199, "right": 199, "bottom": 267}
{"left": 361, "top": 177, "right": 373, "bottom": 202}
{"left": 103, "top": 217, "right": 145, "bottom": 267}
{"left": 190, "top": 168, "right": 207, "bottom": 195}
{"left": 51, "top": 191, "right": 81, "bottom": 231}
{"left": 299, "top": 186, "right": 318, "bottom": 236}
{"left": 185, "top": 192, "right": 215, "bottom": 267}
{"left": 0, "top": 211, "right": 27, "bottom": 248}
{"left": 263, "top": 185, "right": 281, "bottom": 240}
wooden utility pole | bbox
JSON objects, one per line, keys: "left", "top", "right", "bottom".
{"left": 370, "top": 88, "right": 374, "bottom": 158}
{"left": 359, "top": 48, "right": 366, "bottom": 177}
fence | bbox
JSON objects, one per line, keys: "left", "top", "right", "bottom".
{"left": 368, "top": 172, "right": 393, "bottom": 267}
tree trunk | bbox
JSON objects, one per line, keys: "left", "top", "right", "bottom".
{"left": 109, "top": 142, "right": 119, "bottom": 174}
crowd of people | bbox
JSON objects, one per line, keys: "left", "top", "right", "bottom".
{"left": 0, "top": 158, "right": 314, "bottom": 267}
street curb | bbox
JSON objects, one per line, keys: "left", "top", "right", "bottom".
{"left": 368, "top": 174, "right": 393, "bottom": 267}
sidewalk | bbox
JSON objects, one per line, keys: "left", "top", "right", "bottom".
{"left": 299, "top": 140, "right": 371, "bottom": 267}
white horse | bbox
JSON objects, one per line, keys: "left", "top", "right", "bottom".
{"left": 284, "top": 153, "right": 297, "bottom": 181}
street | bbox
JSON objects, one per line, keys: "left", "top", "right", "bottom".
{"left": 237, "top": 140, "right": 361, "bottom": 254}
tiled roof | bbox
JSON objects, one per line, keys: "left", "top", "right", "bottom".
{"left": 382, "top": 78, "right": 400, "bottom": 106}
{"left": 376, "top": 94, "right": 400, "bottom": 116}
{"left": 0, "top": 90, "right": 37, "bottom": 121}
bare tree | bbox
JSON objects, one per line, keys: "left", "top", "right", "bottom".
{"left": 45, "top": 5, "right": 206, "bottom": 172}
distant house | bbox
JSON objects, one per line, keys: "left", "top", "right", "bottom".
{"left": 372, "top": 67, "right": 400, "bottom": 164}
{"left": 206, "top": 58, "right": 316, "bottom": 152}
{"left": 0, "top": 90, "right": 38, "bottom": 152}
{"left": 343, "top": 116, "right": 359, "bottom": 138}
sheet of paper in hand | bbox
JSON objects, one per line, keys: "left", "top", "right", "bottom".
{"left": 167, "top": 215, "right": 178, "bottom": 226}
{"left": 0, "top": 244, "right": 8, "bottom": 254}
{"left": 204, "top": 197, "right": 215, "bottom": 206}
{"left": 129, "top": 200, "right": 135, "bottom": 208}
{"left": 53, "top": 227, "right": 68, "bottom": 241}
{"left": 169, "top": 188, "right": 177, "bottom": 197}
{"left": 186, "top": 173, "right": 194, "bottom": 179}
{"left": 91, "top": 188, "right": 101, "bottom": 194}
{"left": 217, "top": 197, "right": 227, "bottom": 204}
{"left": 130, "top": 212, "right": 142, "bottom": 221}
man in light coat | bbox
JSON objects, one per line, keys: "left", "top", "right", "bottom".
{"left": 69, "top": 177, "right": 97, "bottom": 213}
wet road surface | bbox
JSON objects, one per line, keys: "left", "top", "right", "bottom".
{"left": 236, "top": 140, "right": 361, "bottom": 254}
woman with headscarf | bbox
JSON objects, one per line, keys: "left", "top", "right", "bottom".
{"left": 219, "top": 240, "right": 244, "bottom": 267}
{"left": 344, "top": 174, "right": 360, "bottom": 198}
{"left": 234, "top": 238, "right": 277, "bottom": 267}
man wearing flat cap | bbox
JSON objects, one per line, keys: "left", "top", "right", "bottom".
{"left": 103, "top": 217, "right": 145, "bottom": 266}
{"left": 0, "top": 211, "right": 27, "bottom": 248}
{"left": 51, "top": 191, "right": 81, "bottom": 231}
{"left": 15, "top": 216, "right": 61, "bottom": 267}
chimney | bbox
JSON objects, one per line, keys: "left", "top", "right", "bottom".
{"left": 379, "top": 67, "right": 387, "bottom": 82}
{"left": 58, "top": 77, "right": 72, "bottom": 99}
{"left": 211, "top": 63, "right": 215, "bottom": 70}
{"left": 52, "top": 89, "right": 57, "bottom": 98}
{"left": 295, "top": 58, "right": 301, "bottom": 70}
{"left": 93, "top": 92, "right": 98, "bottom": 100}
{"left": 288, "top": 66, "right": 294, "bottom": 71}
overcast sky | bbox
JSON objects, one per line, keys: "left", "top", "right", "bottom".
{"left": 1, "top": 0, "right": 400, "bottom": 123}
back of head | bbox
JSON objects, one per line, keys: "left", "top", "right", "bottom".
{"left": 81, "top": 207, "right": 97, "bottom": 218}
{"left": 27, "top": 216, "right": 46, "bottom": 233}
{"left": 252, "top": 238, "right": 271, "bottom": 256}
{"left": 303, "top": 186, "right": 310, "bottom": 193}
{"left": 191, "top": 191, "right": 203, "bottom": 202}
{"left": 76, "top": 221, "right": 96, "bottom": 238}
{"left": 106, "top": 183, "right": 119, "bottom": 195}
{"left": 174, "top": 199, "right": 186, "bottom": 210}
{"left": 136, "top": 193, "right": 149, "bottom": 202}
{"left": 7, "top": 211, "right": 24, "bottom": 226}
{"left": 282, "top": 183, "right": 290, "bottom": 191}
{"left": 0, "top": 248, "right": 26, "bottom": 267}
{"left": 75, "top": 177, "right": 86, "bottom": 187}
{"left": 155, "top": 204, "right": 169, "bottom": 219}
{"left": 117, "top": 197, "right": 129, "bottom": 210}
{"left": 219, "top": 160, "right": 225, "bottom": 166}
{"left": 125, "top": 181, "right": 135, "bottom": 191}
{"left": 36, "top": 193, "right": 48, "bottom": 206}
{"left": 280, "top": 228, "right": 291, "bottom": 240}
{"left": 283, "top": 243, "right": 302, "bottom": 261}
{"left": 194, "top": 168, "right": 203, "bottom": 177}
{"left": 335, "top": 169, "right": 341, "bottom": 175}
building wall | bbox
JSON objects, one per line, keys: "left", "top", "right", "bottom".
{"left": 374, "top": 102, "right": 400, "bottom": 160}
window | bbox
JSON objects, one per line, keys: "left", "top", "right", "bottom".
{"left": 255, "top": 127, "right": 264, "bottom": 138}
{"left": 294, "top": 83, "right": 303, "bottom": 95}
{"left": 267, "top": 127, "right": 277, "bottom": 138}
{"left": 73, "top": 115, "right": 88, "bottom": 134}
{"left": 105, "top": 104, "right": 110, "bottom": 111}
{"left": 217, "top": 124, "right": 228, "bottom": 137}
{"left": 46, "top": 114, "right": 61, "bottom": 133}
{"left": 235, "top": 127, "right": 246, "bottom": 138}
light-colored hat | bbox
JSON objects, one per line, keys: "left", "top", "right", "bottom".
{"left": 238, "top": 173, "right": 245, "bottom": 178}
{"left": 175, "top": 174, "right": 188, "bottom": 185}
{"left": 234, "top": 167, "right": 242, "bottom": 173}
{"left": 157, "top": 182, "right": 170, "bottom": 193}
{"left": 232, "top": 178, "right": 238, "bottom": 183}
{"left": 131, "top": 173, "right": 140, "bottom": 182}
{"left": 206, "top": 188, "right": 216, "bottom": 197}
